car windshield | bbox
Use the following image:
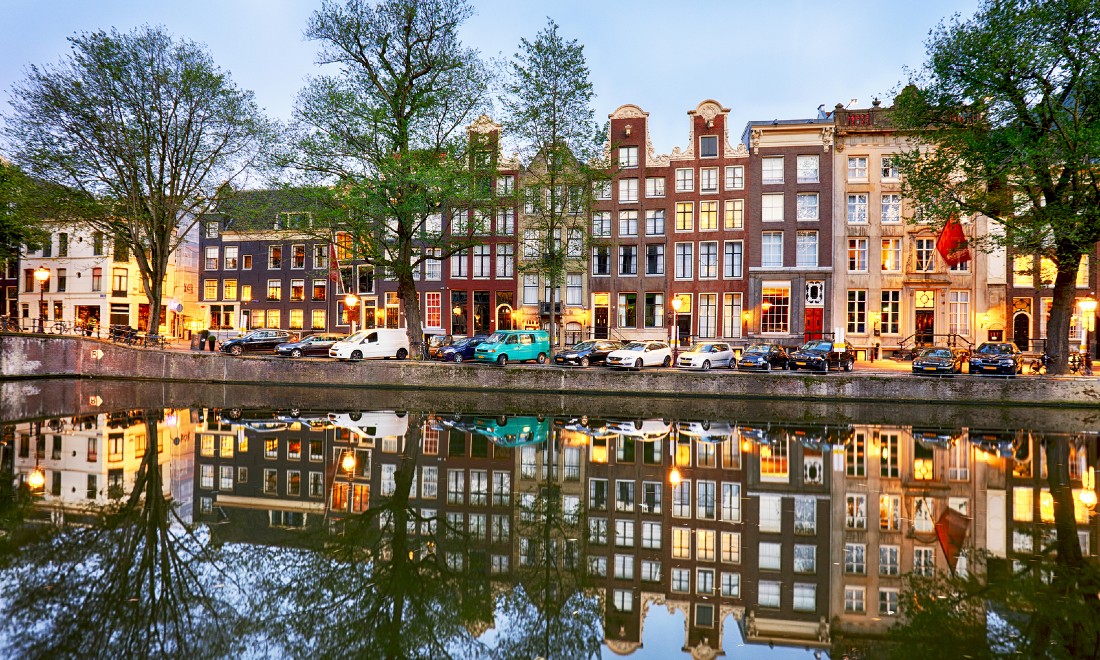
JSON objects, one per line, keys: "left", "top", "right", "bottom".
{"left": 621, "top": 342, "right": 647, "bottom": 351}
{"left": 692, "top": 344, "right": 720, "bottom": 353}
{"left": 921, "top": 348, "right": 953, "bottom": 358}
{"left": 800, "top": 340, "right": 833, "bottom": 352}
{"left": 745, "top": 343, "right": 772, "bottom": 353}
{"left": 571, "top": 341, "right": 596, "bottom": 351}
{"left": 484, "top": 333, "right": 505, "bottom": 344}
{"left": 977, "top": 343, "right": 1012, "bottom": 354}
{"left": 344, "top": 330, "right": 368, "bottom": 343}
{"left": 451, "top": 338, "right": 473, "bottom": 348}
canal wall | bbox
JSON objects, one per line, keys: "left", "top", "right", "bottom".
{"left": 3, "top": 334, "right": 1099, "bottom": 408}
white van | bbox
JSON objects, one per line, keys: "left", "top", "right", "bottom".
{"left": 329, "top": 328, "right": 410, "bottom": 361}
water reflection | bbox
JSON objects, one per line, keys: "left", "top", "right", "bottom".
{"left": 2, "top": 402, "right": 1099, "bottom": 658}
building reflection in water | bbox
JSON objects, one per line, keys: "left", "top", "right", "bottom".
{"left": 5, "top": 405, "right": 1098, "bottom": 658}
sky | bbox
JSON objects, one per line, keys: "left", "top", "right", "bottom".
{"left": 0, "top": 0, "right": 981, "bottom": 156}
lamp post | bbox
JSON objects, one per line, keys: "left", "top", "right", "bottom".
{"left": 670, "top": 296, "right": 683, "bottom": 365}
{"left": 34, "top": 266, "right": 50, "bottom": 333}
{"left": 345, "top": 293, "right": 359, "bottom": 335}
{"left": 760, "top": 301, "right": 772, "bottom": 336}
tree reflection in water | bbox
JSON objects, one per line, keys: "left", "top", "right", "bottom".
{"left": 879, "top": 437, "right": 1100, "bottom": 660}
{"left": 256, "top": 413, "right": 493, "bottom": 658}
{"left": 0, "top": 413, "right": 241, "bottom": 658}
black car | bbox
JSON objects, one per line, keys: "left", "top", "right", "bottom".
{"left": 911, "top": 346, "right": 965, "bottom": 375}
{"left": 968, "top": 341, "right": 1022, "bottom": 376}
{"left": 736, "top": 343, "right": 790, "bottom": 371}
{"left": 554, "top": 340, "right": 624, "bottom": 367}
{"left": 788, "top": 339, "right": 855, "bottom": 372}
{"left": 275, "top": 333, "right": 346, "bottom": 358}
{"left": 436, "top": 335, "right": 488, "bottom": 363}
{"left": 220, "top": 329, "right": 292, "bottom": 356}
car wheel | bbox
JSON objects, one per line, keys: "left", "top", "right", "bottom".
{"left": 290, "top": 348, "right": 303, "bottom": 358}
{"left": 662, "top": 355, "right": 672, "bottom": 367}
{"left": 453, "top": 353, "right": 463, "bottom": 363}
{"left": 396, "top": 348, "right": 408, "bottom": 360}
{"left": 844, "top": 359, "right": 854, "bottom": 372}
{"left": 634, "top": 358, "right": 643, "bottom": 370}
{"left": 789, "top": 364, "right": 798, "bottom": 371}
{"left": 580, "top": 357, "right": 590, "bottom": 368}
{"left": 349, "top": 411, "right": 361, "bottom": 421}
{"left": 350, "top": 350, "right": 362, "bottom": 361}
{"left": 229, "top": 345, "right": 243, "bottom": 356}
{"left": 764, "top": 361, "right": 772, "bottom": 372}
{"left": 497, "top": 354, "right": 508, "bottom": 366}
{"left": 701, "top": 360, "right": 711, "bottom": 371}
{"left": 536, "top": 352, "right": 547, "bottom": 364}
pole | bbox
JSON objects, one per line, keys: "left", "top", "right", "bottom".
{"left": 38, "top": 280, "right": 45, "bottom": 333}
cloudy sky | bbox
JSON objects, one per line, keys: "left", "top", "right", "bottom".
{"left": 0, "top": 0, "right": 980, "bottom": 154}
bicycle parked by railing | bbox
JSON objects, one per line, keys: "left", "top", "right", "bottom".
{"left": 1029, "top": 352, "right": 1087, "bottom": 375}
{"left": 0, "top": 315, "right": 25, "bottom": 332}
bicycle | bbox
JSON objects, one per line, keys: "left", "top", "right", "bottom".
{"left": 1030, "top": 352, "right": 1085, "bottom": 375}
{"left": 0, "top": 316, "right": 24, "bottom": 332}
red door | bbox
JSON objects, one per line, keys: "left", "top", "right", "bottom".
{"left": 804, "top": 308, "right": 823, "bottom": 341}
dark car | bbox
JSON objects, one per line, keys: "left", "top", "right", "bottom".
{"left": 275, "top": 333, "right": 346, "bottom": 358}
{"left": 968, "top": 341, "right": 1022, "bottom": 376}
{"left": 554, "top": 340, "right": 624, "bottom": 367}
{"left": 220, "top": 329, "right": 292, "bottom": 356}
{"left": 911, "top": 346, "right": 965, "bottom": 375}
{"left": 736, "top": 343, "right": 790, "bottom": 371}
{"left": 788, "top": 339, "right": 855, "bottom": 372}
{"left": 436, "top": 335, "right": 488, "bottom": 363}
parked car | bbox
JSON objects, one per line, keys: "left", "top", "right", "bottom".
{"left": 788, "top": 339, "right": 855, "bottom": 372}
{"left": 605, "top": 341, "right": 672, "bottom": 369}
{"left": 436, "top": 335, "right": 488, "bottom": 362}
{"left": 911, "top": 346, "right": 965, "bottom": 375}
{"left": 274, "top": 333, "right": 346, "bottom": 358}
{"left": 329, "top": 328, "right": 410, "bottom": 361}
{"left": 676, "top": 342, "right": 735, "bottom": 370}
{"left": 474, "top": 330, "right": 551, "bottom": 365}
{"left": 968, "top": 341, "right": 1022, "bottom": 376}
{"left": 554, "top": 339, "right": 624, "bottom": 367}
{"left": 736, "top": 343, "right": 790, "bottom": 371}
{"left": 219, "top": 329, "right": 292, "bottom": 356}
{"left": 427, "top": 334, "right": 454, "bottom": 359}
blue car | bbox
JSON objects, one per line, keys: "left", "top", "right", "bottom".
{"left": 436, "top": 335, "right": 488, "bottom": 363}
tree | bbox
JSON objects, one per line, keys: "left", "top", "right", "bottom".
{"left": 0, "top": 159, "right": 48, "bottom": 264}
{"left": 282, "top": 0, "right": 492, "bottom": 358}
{"left": 3, "top": 26, "right": 270, "bottom": 336}
{"left": 503, "top": 19, "right": 604, "bottom": 354}
{"left": 892, "top": 0, "right": 1100, "bottom": 374}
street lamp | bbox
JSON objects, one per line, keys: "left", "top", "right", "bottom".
{"left": 670, "top": 296, "right": 683, "bottom": 365}
{"left": 760, "top": 301, "right": 772, "bottom": 336}
{"left": 34, "top": 266, "right": 50, "bottom": 333}
{"left": 345, "top": 293, "right": 359, "bottom": 334}
{"left": 26, "top": 464, "right": 45, "bottom": 492}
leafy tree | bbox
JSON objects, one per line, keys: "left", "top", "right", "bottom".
{"left": 282, "top": 0, "right": 492, "bottom": 357}
{"left": 892, "top": 0, "right": 1100, "bottom": 373}
{"left": 3, "top": 26, "right": 270, "bottom": 335}
{"left": 0, "top": 160, "right": 48, "bottom": 264}
{"left": 503, "top": 19, "right": 604, "bottom": 353}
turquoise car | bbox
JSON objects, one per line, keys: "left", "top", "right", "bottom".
{"left": 474, "top": 330, "right": 551, "bottom": 365}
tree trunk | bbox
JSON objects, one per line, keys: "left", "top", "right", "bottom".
{"left": 548, "top": 276, "right": 557, "bottom": 359}
{"left": 1046, "top": 259, "right": 1081, "bottom": 375}
{"left": 397, "top": 273, "right": 424, "bottom": 360}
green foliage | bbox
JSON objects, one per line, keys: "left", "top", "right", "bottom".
{"left": 0, "top": 160, "right": 49, "bottom": 263}
{"left": 892, "top": 0, "right": 1100, "bottom": 371}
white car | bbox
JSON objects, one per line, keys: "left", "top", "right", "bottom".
{"left": 676, "top": 342, "right": 735, "bottom": 370}
{"left": 605, "top": 341, "right": 672, "bottom": 369}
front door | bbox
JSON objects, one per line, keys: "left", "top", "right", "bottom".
{"left": 915, "top": 310, "right": 935, "bottom": 346}
{"left": 676, "top": 314, "right": 691, "bottom": 346}
{"left": 804, "top": 307, "right": 823, "bottom": 342}
{"left": 1013, "top": 313, "right": 1030, "bottom": 352}
{"left": 594, "top": 306, "right": 609, "bottom": 339}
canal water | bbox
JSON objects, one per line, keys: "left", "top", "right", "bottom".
{"left": 1, "top": 380, "right": 1097, "bottom": 659}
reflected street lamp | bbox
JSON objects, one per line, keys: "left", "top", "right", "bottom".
{"left": 34, "top": 267, "right": 50, "bottom": 333}
{"left": 26, "top": 464, "right": 45, "bottom": 492}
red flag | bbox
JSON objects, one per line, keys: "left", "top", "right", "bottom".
{"left": 328, "top": 243, "right": 341, "bottom": 288}
{"left": 936, "top": 215, "right": 971, "bottom": 267}
{"left": 934, "top": 507, "right": 971, "bottom": 573}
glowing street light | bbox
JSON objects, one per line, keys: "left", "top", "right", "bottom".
{"left": 34, "top": 267, "right": 50, "bottom": 333}
{"left": 345, "top": 293, "right": 359, "bottom": 334}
